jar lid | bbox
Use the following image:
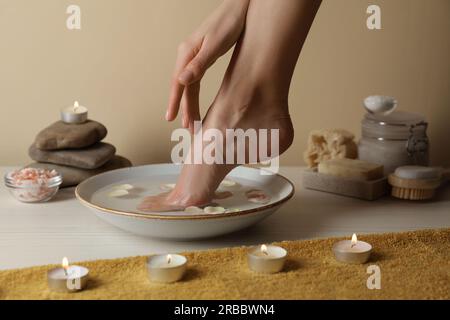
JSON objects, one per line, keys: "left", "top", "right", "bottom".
{"left": 365, "top": 111, "right": 425, "bottom": 126}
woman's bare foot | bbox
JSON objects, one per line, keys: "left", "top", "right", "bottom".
{"left": 138, "top": 86, "right": 294, "bottom": 212}
{"left": 138, "top": 0, "right": 321, "bottom": 212}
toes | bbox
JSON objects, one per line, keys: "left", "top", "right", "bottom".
{"left": 138, "top": 193, "right": 167, "bottom": 211}
{"left": 138, "top": 192, "right": 185, "bottom": 212}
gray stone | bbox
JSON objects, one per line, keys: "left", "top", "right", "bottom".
{"left": 34, "top": 120, "right": 107, "bottom": 150}
{"left": 29, "top": 142, "right": 116, "bottom": 169}
{"left": 26, "top": 156, "right": 132, "bottom": 188}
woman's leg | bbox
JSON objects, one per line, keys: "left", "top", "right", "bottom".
{"left": 139, "top": 0, "right": 322, "bottom": 212}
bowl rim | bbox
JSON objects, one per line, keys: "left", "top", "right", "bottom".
{"left": 75, "top": 164, "right": 295, "bottom": 221}
{"left": 4, "top": 170, "right": 63, "bottom": 189}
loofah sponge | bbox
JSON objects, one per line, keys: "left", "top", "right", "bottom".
{"left": 303, "top": 129, "right": 358, "bottom": 168}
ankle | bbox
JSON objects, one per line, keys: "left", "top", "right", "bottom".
{"left": 218, "top": 80, "right": 289, "bottom": 116}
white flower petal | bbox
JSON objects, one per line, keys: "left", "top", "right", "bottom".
{"left": 220, "top": 179, "right": 237, "bottom": 187}
{"left": 204, "top": 206, "right": 226, "bottom": 214}
{"left": 108, "top": 189, "right": 129, "bottom": 197}
{"left": 160, "top": 183, "right": 176, "bottom": 191}
{"left": 112, "top": 184, "right": 134, "bottom": 191}
{"left": 248, "top": 198, "right": 270, "bottom": 204}
{"left": 184, "top": 206, "right": 204, "bottom": 214}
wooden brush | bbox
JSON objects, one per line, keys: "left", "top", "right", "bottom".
{"left": 388, "top": 166, "right": 449, "bottom": 201}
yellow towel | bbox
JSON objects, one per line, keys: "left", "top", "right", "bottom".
{"left": 0, "top": 228, "right": 448, "bottom": 300}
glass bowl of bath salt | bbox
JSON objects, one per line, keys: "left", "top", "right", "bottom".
{"left": 4, "top": 168, "right": 62, "bottom": 203}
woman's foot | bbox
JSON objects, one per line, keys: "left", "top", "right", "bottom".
{"left": 138, "top": 0, "right": 321, "bottom": 212}
{"left": 138, "top": 79, "right": 294, "bottom": 212}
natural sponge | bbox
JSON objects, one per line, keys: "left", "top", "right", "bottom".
{"left": 304, "top": 129, "right": 358, "bottom": 168}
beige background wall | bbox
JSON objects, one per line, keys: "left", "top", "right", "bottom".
{"left": 1, "top": 0, "right": 449, "bottom": 166}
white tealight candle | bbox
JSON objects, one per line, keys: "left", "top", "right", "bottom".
{"left": 247, "top": 244, "right": 287, "bottom": 273}
{"left": 333, "top": 234, "right": 372, "bottom": 264}
{"left": 61, "top": 101, "right": 88, "bottom": 124}
{"left": 47, "top": 257, "right": 89, "bottom": 293}
{"left": 146, "top": 254, "right": 187, "bottom": 283}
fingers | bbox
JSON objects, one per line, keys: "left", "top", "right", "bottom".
{"left": 166, "top": 42, "right": 197, "bottom": 122}
{"left": 168, "top": 39, "right": 216, "bottom": 124}
{"left": 178, "top": 45, "right": 213, "bottom": 86}
{"left": 181, "top": 81, "right": 201, "bottom": 133}
{"left": 166, "top": 78, "right": 184, "bottom": 122}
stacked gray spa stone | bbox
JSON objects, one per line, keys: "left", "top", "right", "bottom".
{"left": 27, "top": 120, "right": 132, "bottom": 187}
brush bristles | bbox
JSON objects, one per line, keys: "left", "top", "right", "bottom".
{"left": 391, "top": 187, "right": 435, "bottom": 200}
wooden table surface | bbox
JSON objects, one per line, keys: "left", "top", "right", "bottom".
{"left": 1, "top": 166, "right": 449, "bottom": 270}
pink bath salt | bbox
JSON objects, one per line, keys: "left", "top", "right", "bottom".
{"left": 10, "top": 168, "right": 58, "bottom": 186}
{"left": 7, "top": 168, "right": 60, "bottom": 203}
{"left": 246, "top": 189, "right": 271, "bottom": 204}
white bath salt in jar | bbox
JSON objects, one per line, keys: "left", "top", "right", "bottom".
{"left": 358, "top": 111, "right": 429, "bottom": 175}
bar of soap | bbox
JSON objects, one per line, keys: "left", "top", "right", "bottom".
{"left": 318, "top": 158, "right": 384, "bottom": 181}
{"left": 303, "top": 129, "right": 358, "bottom": 168}
{"left": 303, "top": 168, "right": 388, "bottom": 200}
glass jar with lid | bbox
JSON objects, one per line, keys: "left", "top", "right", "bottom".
{"left": 358, "top": 111, "right": 429, "bottom": 174}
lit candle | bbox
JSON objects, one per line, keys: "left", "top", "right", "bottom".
{"left": 333, "top": 234, "right": 372, "bottom": 264}
{"left": 61, "top": 101, "right": 88, "bottom": 124}
{"left": 247, "top": 244, "right": 287, "bottom": 273}
{"left": 146, "top": 254, "right": 187, "bottom": 283}
{"left": 47, "top": 257, "right": 89, "bottom": 292}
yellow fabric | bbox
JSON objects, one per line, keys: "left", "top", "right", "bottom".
{"left": 0, "top": 229, "right": 449, "bottom": 300}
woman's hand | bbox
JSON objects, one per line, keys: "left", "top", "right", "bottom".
{"left": 166, "top": 0, "right": 250, "bottom": 132}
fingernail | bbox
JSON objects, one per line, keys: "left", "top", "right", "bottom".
{"left": 178, "top": 70, "right": 194, "bottom": 84}
{"left": 165, "top": 110, "right": 170, "bottom": 121}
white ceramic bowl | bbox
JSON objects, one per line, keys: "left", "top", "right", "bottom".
{"left": 75, "top": 164, "right": 294, "bottom": 240}
{"left": 363, "top": 95, "right": 397, "bottom": 115}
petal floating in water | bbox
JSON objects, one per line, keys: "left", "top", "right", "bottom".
{"left": 184, "top": 206, "right": 204, "bottom": 214}
{"left": 160, "top": 183, "right": 176, "bottom": 191}
{"left": 112, "top": 184, "right": 134, "bottom": 191}
{"left": 246, "top": 189, "right": 271, "bottom": 204}
{"left": 108, "top": 189, "right": 129, "bottom": 198}
{"left": 204, "top": 206, "right": 226, "bottom": 214}
{"left": 220, "top": 179, "right": 237, "bottom": 187}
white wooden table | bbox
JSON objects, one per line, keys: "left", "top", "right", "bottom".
{"left": 1, "top": 166, "right": 449, "bottom": 270}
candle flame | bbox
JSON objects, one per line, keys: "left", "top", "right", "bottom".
{"left": 261, "top": 244, "right": 268, "bottom": 255}
{"left": 73, "top": 101, "right": 79, "bottom": 112}
{"left": 167, "top": 254, "right": 172, "bottom": 264}
{"left": 351, "top": 233, "right": 358, "bottom": 247}
{"left": 62, "top": 257, "right": 69, "bottom": 270}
